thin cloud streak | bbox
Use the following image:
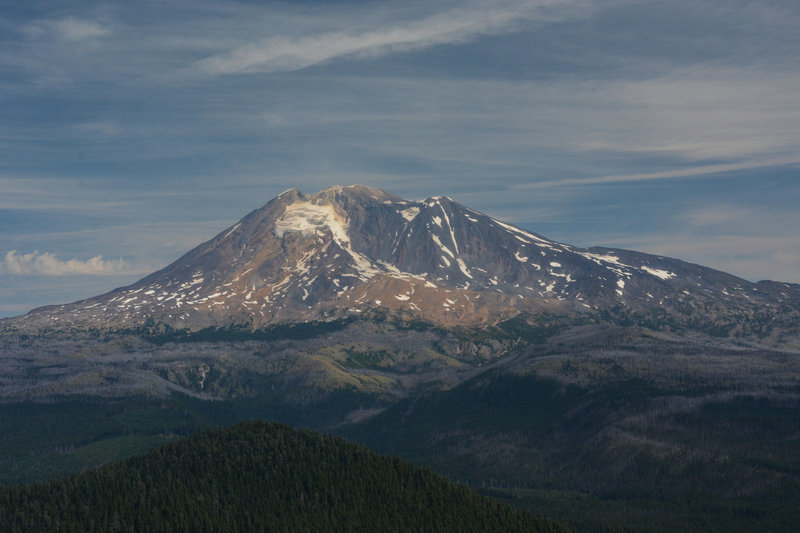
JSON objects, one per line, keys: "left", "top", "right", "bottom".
{"left": 583, "top": 71, "right": 800, "bottom": 161}
{"left": 606, "top": 234, "right": 800, "bottom": 284}
{"left": 517, "top": 156, "right": 800, "bottom": 189}
{"left": 195, "top": 0, "right": 587, "bottom": 75}
{"left": 0, "top": 178, "right": 139, "bottom": 214}
{"left": 596, "top": 202, "right": 800, "bottom": 283}
{"left": 52, "top": 18, "right": 110, "bottom": 41}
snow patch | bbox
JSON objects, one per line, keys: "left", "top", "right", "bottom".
{"left": 577, "top": 252, "right": 627, "bottom": 268}
{"left": 275, "top": 201, "right": 380, "bottom": 281}
{"left": 456, "top": 258, "right": 473, "bottom": 279}
{"left": 431, "top": 234, "right": 455, "bottom": 258}
{"left": 438, "top": 204, "right": 459, "bottom": 254}
{"left": 640, "top": 266, "right": 676, "bottom": 280}
{"left": 275, "top": 202, "right": 345, "bottom": 239}
{"left": 400, "top": 206, "right": 420, "bottom": 222}
{"left": 222, "top": 223, "right": 241, "bottom": 240}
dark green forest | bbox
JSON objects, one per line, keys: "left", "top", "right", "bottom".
{"left": 0, "top": 421, "right": 566, "bottom": 533}
{"left": 342, "top": 371, "right": 800, "bottom": 533}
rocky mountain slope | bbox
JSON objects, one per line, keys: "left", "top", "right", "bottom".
{"left": 5, "top": 185, "right": 799, "bottom": 344}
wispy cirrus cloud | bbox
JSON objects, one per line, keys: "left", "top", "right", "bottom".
{"left": 609, "top": 233, "right": 800, "bottom": 284}
{"left": 73, "top": 121, "right": 121, "bottom": 136}
{"left": 52, "top": 18, "right": 110, "bottom": 41}
{"left": 516, "top": 155, "right": 800, "bottom": 189}
{"left": 582, "top": 70, "right": 800, "bottom": 161}
{"left": 1, "top": 250, "right": 129, "bottom": 276}
{"left": 21, "top": 17, "right": 111, "bottom": 42}
{"left": 596, "top": 201, "right": 800, "bottom": 283}
{"left": 195, "top": 0, "right": 591, "bottom": 75}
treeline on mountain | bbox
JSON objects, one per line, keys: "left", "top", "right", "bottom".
{"left": 0, "top": 421, "right": 566, "bottom": 533}
{"left": 132, "top": 316, "right": 359, "bottom": 344}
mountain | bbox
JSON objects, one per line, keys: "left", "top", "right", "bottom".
{"left": 0, "top": 421, "right": 566, "bottom": 532}
{"left": 2, "top": 185, "right": 800, "bottom": 531}
{"left": 6, "top": 184, "right": 800, "bottom": 344}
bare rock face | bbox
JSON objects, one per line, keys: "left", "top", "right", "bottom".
{"left": 6, "top": 185, "right": 800, "bottom": 340}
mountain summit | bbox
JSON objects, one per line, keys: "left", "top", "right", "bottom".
{"left": 8, "top": 185, "right": 800, "bottom": 339}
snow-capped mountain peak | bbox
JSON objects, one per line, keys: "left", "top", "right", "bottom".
{"left": 7, "top": 185, "right": 799, "bottom": 335}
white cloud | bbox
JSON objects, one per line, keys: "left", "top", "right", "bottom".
{"left": 682, "top": 205, "right": 759, "bottom": 229}
{"left": 51, "top": 18, "right": 110, "bottom": 41}
{"left": 74, "top": 121, "right": 121, "bottom": 136}
{"left": 195, "top": 0, "right": 587, "bottom": 75}
{"left": 584, "top": 69, "right": 800, "bottom": 161}
{"left": 1, "top": 251, "right": 129, "bottom": 276}
{"left": 517, "top": 156, "right": 800, "bottom": 189}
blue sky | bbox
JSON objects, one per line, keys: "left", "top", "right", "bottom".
{"left": 1, "top": 0, "right": 799, "bottom": 317}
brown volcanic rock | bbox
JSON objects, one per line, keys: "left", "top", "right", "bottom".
{"left": 6, "top": 184, "right": 800, "bottom": 340}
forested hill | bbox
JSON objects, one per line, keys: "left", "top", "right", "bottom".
{"left": 0, "top": 421, "right": 566, "bottom": 533}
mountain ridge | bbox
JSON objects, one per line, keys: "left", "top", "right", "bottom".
{"left": 4, "top": 184, "right": 800, "bottom": 345}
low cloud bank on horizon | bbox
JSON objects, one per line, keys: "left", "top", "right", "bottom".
{"left": 1, "top": 251, "right": 129, "bottom": 276}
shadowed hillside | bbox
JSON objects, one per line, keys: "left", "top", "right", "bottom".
{"left": 0, "top": 421, "right": 566, "bottom": 533}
